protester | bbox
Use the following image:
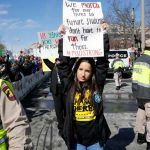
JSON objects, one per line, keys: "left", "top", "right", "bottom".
{"left": 18, "top": 50, "right": 25, "bottom": 66}
{"left": 43, "top": 57, "right": 66, "bottom": 139}
{"left": 0, "top": 72, "right": 33, "bottom": 149}
{"left": 17, "top": 51, "right": 42, "bottom": 77}
{"left": 9, "top": 61, "right": 23, "bottom": 82}
{"left": 0, "top": 55, "right": 11, "bottom": 81}
{"left": 57, "top": 24, "right": 111, "bottom": 150}
{"left": 132, "top": 40, "right": 150, "bottom": 150}
{"left": 111, "top": 53, "right": 125, "bottom": 90}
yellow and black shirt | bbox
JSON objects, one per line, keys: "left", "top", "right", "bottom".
{"left": 73, "top": 89, "right": 99, "bottom": 146}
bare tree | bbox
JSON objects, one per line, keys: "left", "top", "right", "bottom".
{"left": 104, "top": 0, "right": 140, "bottom": 49}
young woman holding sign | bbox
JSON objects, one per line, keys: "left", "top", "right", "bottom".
{"left": 56, "top": 24, "right": 111, "bottom": 150}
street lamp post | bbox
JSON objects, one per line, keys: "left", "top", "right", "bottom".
{"left": 131, "top": 8, "right": 135, "bottom": 47}
{"left": 141, "top": 0, "right": 145, "bottom": 52}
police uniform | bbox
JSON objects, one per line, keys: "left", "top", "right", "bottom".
{"left": 111, "top": 54, "right": 125, "bottom": 90}
{"left": 0, "top": 79, "right": 33, "bottom": 150}
{"left": 132, "top": 42, "right": 150, "bottom": 149}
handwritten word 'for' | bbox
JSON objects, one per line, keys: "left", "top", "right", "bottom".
{"left": 68, "top": 35, "right": 88, "bottom": 42}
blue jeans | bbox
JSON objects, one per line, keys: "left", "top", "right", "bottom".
{"left": 73, "top": 142, "right": 103, "bottom": 150}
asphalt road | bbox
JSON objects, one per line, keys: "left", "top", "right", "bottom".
{"left": 21, "top": 78, "right": 147, "bottom": 150}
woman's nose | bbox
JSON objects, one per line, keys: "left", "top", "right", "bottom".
{"left": 82, "top": 71, "right": 86, "bottom": 77}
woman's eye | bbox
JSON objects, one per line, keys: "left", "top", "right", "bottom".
{"left": 85, "top": 70, "right": 90, "bottom": 73}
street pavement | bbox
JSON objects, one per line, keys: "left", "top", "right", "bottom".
{"left": 103, "top": 79, "right": 146, "bottom": 150}
{"left": 21, "top": 78, "right": 147, "bottom": 150}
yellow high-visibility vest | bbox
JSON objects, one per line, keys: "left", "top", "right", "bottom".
{"left": 132, "top": 50, "right": 150, "bottom": 88}
{"left": 0, "top": 79, "right": 14, "bottom": 91}
{"left": 0, "top": 129, "right": 7, "bottom": 150}
{"left": 113, "top": 60, "right": 125, "bottom": 69}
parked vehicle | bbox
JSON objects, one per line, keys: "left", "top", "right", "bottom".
{"left": 107, "top": 49, "right": 135, "bottom": 75}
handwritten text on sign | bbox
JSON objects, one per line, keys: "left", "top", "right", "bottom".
{"left": 63, "top": 0, "right": 104, "bottom": 57}
{"left": 37, "top": 31, "right": 61, "bottom": 58}
{"left": 38, "top": 31, "right": 61, "bottom": 49}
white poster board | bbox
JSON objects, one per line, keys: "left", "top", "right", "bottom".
{"left": 63, "top": 0, "right": 104, "bottom": 57}
{"left": 37, "top": 31, "right": 61, "bottom": 58}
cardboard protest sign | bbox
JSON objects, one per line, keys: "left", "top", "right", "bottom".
{"left": 42, "top": 57, "right": 55, "bottom": 72}
{"left": 39, "top": 47, "right": 59, "bottom": 59}
{"left": 37, "top": 31, "right": 61, "bottom": 58}
{"left": 63, "top": 0, "right": 104, "bottom": 57}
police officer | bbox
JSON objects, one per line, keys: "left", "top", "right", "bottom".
{"left": 111, "top": 53, "right": 125, "bottom": 90}
{"left": 132, "top": 41, "right": 150, "bottom": 150}
{"left": 0, "top": 78, "right": 33, "bottom": 149}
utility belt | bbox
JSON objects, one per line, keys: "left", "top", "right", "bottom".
{"left": 0, "top": 129, "right": 8, "bottom": 150}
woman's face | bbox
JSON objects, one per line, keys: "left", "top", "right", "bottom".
{"left": 76, "top": 62, "right": 92, "bottom": 82}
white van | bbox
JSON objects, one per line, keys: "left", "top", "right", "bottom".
{"left": 107, "top": 49, "right": 135, "bottom": 75}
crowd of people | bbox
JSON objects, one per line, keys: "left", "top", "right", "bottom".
{"left": 0, "top": 13, "right": 150, "bottom": 150}
{"left": 0, "top": 51, "right": 43, "bottom": 150}
{"left": 0, "top": 51, "right": 42, "bottom": 82}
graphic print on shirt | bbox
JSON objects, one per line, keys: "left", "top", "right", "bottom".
{"left": 74, "top": 89, "right": 96, "bottom": 121}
